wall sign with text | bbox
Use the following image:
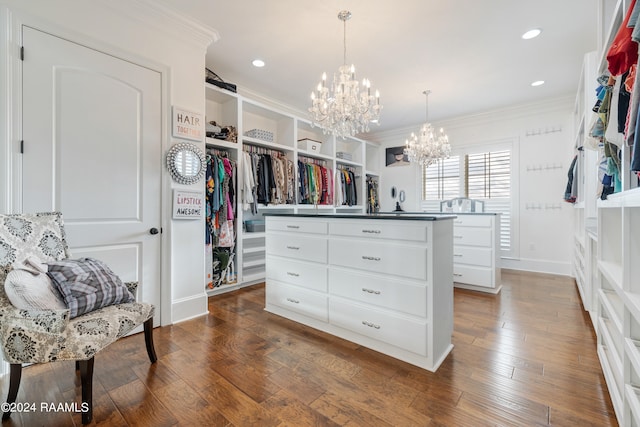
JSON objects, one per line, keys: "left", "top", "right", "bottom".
{"left": 172, "top": 106, "right": 203, "bottom": 141}
{"left": 172, "top": 190, "right": 203, "bottom": 219}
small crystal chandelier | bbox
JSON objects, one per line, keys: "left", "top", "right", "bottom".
{"left": 404, "top": 90, "right": 451, "bottom": 167}
{"left": 309, "top": 10, "right": 382, "bottom": 139}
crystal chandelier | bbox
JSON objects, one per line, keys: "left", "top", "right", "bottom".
{"left": 404, "top": 90, "right": 451, "bottom": 167}
{"left": 309, "top": 10, "right": 382, "bottom": 139}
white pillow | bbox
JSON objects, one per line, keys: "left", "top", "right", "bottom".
{"left": 5, "top": 268, "right": 66, "bottom": 311}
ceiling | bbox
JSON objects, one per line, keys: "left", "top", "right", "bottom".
{"left": 158, "top": 0, "right": 599, "bottom": 137}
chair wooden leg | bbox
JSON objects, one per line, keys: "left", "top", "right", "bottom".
{"left": 144, "top": 317, "right": 157, "bottom": 363}
{"left": 78, "top": 357, "right": 94, "bottom": 425}
{"left": 2, "top": 364, "right": 22, "bottom": 420}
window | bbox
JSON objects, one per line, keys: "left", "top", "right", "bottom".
{"left": 422, "top": 156, "right": 460, "bottom": 200}
{"left": 466, "top": 150, "right": 511, "bottom": 199}
{"left": 421, "top": 148, "right": 513, "bottom": 254}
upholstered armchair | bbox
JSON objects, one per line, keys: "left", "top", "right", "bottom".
{"left": 0, "top": 212, "right": 157, "bottom": 424}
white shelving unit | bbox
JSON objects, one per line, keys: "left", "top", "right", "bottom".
{"left": 596, "top": 189, "right": 640, "bottom": 424}
{"left": 204, "top": 83, "right": 381, "bottom": 295}
{"left": 571, "top": 2, "right": 640, "bottom": 425}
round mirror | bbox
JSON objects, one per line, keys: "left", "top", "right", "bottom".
{"left": 166, "top": 142, "right": 206, "bottom": 185}
{"left": 399, "top": 190, "right": 406, "bottom": 203}
{"left": 391, "top": 186, "right": 397, "bottom": 199}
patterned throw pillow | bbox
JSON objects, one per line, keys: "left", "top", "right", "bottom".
{"left": 46, "top": 257, "right": 134, "bottom": 318}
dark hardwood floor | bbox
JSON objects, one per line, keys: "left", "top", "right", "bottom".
{"left": 1, "top": 270, "right": 617, "bottom": 426}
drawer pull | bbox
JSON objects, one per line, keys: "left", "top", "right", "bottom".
{"left": 453, "top": 273, "right": 463, "bottom": 277}
{"left": 454, "top": 254, "right": 463, "bottom": 257}
{"left": 286, "top": 272, "right": 300, "bottom": 277}
{"left": 361, "top": 288, "right": 381, "bottom": 295}
{"left": 362, "top": 320, "right": 381, "bottom": 329}
{"left": 286, "top": 225, "right": 300, "bottom": 229}
{"left": 362, "top": 229, "right": 381, "bottom": 234}
{"left": 361, "top": 255, "right": 381, "bottom": 261}
{"left": 286, "top": 245, "right": 300, "bottom": 250}
{"left": 453, "top": 235, "right": 463, "bottom": 239}
{"left": 454, "top": 220, "right": 463, "bottom": 224}
{"left": 286, "top": 298, "right": 300, "bottom": 304}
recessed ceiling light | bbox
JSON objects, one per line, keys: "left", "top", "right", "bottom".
{"left": 522, "top": 28, "right": 542, "bottom": 40}
{"left": 531, "top": 80, "right": 545, "bottom": 87}
{"left": 252, "top": 59, "right": 265, "bottom": 68}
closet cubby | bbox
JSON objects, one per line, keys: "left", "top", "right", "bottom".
{"left": 204, "top": 82, "right": 380, "bottom": 295}
{"left": 296, "top": 120, "right": 334, "bottom": 158}
{"left": 365, "top": 141, "right": 381, "bottom": 176}
{"left": 242, "top": 100, "right": 295, "bottom": 149}
{"left": 599, "top": 204, "right": 623, "bottom": 288}
{"left": 336, "top": 136, "right": 364, "bottom": 166}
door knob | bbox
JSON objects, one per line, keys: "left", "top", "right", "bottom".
{"left": 149, "top": 227, "right": 159, "bottom": 235}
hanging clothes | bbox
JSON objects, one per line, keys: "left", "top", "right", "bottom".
{"left": 297, "top": 159, "right": 334, "bottom": 205}
{"left": 242, "top": 147, "right": 295, "bottom": 207}
{"left": 563, "top": 155, "right": 578, "bottom": 203}
{"left": 366, "top": 177, "right": 379, "bottom": 214}
{"left": 205, "top": 149, "right": 237, "bottom": 289}
{"left": 335, "top": 168, "right": 358, "bottom": 206}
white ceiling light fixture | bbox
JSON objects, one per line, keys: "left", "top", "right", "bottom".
{"left": 522, "top": 28, "right": 542, "bottom": 39}
{"left": 404, "top": 90, "right": 451, "bottom": 168}
{"left": 252, "top": 59, "right": 265, "bottom": 67}
{"left": 531, "top": 80, "right": 545, "bottom": 87}
{"left": 309, "top": 10, "right": 382, "bottom": 139}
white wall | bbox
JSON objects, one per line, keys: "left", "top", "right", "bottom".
{"left": 372, "top": 97, "right": 576, "bottom": 276}
{"left": 0, "top": 0, "right": 218, "bottom": 325}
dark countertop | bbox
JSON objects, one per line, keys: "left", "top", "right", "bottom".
{"left": 408, "top": 211, "right": 500, "bottom": 216}
{"left": 263, "top": 212, "right": 457, "bottom": 221}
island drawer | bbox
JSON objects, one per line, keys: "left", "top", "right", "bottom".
{"left": 267, "top": 256, "right": 328, "bottom": 292}
{"left": 266, "top": 234, "right": 327, "bottom": 263}
{"left": 266, "top": 218, "right": 327, "bottom": 234}
{"left": 328, "top": 240, "right": 427, "bottom": 280}
{"left": 266, "top": 281, "right": 328, "bottom": 322}
{"left": 328, "top": 268, "right": 427, "bottom": 317}
{"left": 329, "top": 298, "right": 428, "bottom": 356}
{"left": 452, "top": 215, "right": 493, "bottom": 228}
{"left": 329, "top": 221, "right": 427, "bottom": 242}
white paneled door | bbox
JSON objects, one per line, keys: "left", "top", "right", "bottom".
{"left": 21, "top": 26, "right": 162, "bottom": 323}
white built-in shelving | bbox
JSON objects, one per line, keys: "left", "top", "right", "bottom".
{"left": 572, "top": 1, "right": 640, "bottom": 425}
{"left": 204, "top": 83, "right": 381, "bottom": 295}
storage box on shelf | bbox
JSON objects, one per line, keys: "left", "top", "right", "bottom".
{"left": 297, "top": 120, "right": 334, "bottom": 157}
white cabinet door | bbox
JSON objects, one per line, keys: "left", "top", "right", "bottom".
{"left": 21, "top": 27, "right": 162, "bottom": 321}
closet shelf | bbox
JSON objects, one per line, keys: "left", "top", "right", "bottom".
{"left": 625, "top": 385, "right": 640, "bottom": 427}
{"left": 242, "top": 136, "right": 294, "bottom": 151}
{"left": 243, "top": 246, "right": 265, "bottom": 254}
{"left": 598, "top": 260, "right": 623, "bottom": 291}
{"left": 242, "top": 232, "right": 265, "bottom": 240}
{"left": 243, "top": 259, "right": 265, "bottom": 268}
{"left": 205, "top": 137, "right": 238, "bottom": 150}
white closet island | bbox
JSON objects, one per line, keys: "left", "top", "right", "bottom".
{"left": 264, "top": 213, "right": 455, "bottom": 372}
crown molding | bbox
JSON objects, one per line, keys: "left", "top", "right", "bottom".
{"left": 369, "top": 95, "right": 574, "bottom": 143}
{"left": 98, "top": 0, "right": 219, "bottom": 50}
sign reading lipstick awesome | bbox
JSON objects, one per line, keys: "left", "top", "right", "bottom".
{"left": 173, "top": 190, "right": 203, "bottom": 219}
